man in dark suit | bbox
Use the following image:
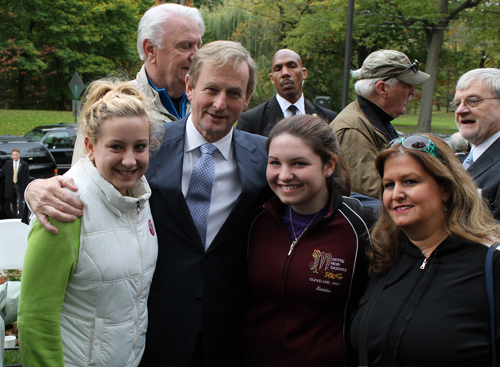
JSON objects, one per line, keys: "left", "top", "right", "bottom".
{"left": 454, "top": 68, "right": 500, "bottom": 220}
{"left": 25, "top": 41, "right": 272, "bottom": 366}
{"left": 4, "top": 149, "right": 29, "bottom": 217}
{"left": 236, "top": 49, "right": 337, "bottom": 136}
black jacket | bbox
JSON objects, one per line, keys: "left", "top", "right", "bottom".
{"left": 467, "top": 136, "right": 500, "bottom": 221}
{"left": 350, "top": 235, "right": 500, "bottom": 367}
{"left": 236, "top": 95, "right": 337, "bottom": 136}
{"left": 4, "top": 158, "right": 29, "bottom": 197}
{"left": 140, "top": 117, "right": 273, "bottom": 366}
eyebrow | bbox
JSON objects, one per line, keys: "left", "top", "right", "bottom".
{"left": 268, "top": 156, "right": 311, "bottom": 161}
{"left": 204, "top": 81, "right": 244, "bottom": 94}
{"left": 454, "top": 93, "right": 481, "bottom": 100}
{"left": 383, "top": 172, "right": 423, "bottom": 180}
{"left": 107, "top": 138, "right": 149, "bottom": 144}
{"left": 274, "top": 60, "right": 299, "bottom": 68}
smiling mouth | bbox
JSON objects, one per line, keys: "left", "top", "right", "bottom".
{"left": 280, "top": 184, "right": 301, "bottom": 190}
{"left": 208, "top": 112, "right": 227, "bottom": 119}
{"left": 394, "top": 205, "right": 412, "bottom": 211}
{"left": 116, "top": 169, "right": 137, "bottom": 176}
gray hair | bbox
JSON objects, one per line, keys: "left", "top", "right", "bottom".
{"left": 137, "top": 3, "right": 205, "bottom": 61}
{"left": 188, "top": 41, "right": 257, "bottom": 97}
{"left": 351, "top": 68, "right": 398, "bottom": 97}
{"left": 449, "top": 132, "right": 469, "bottom": 152}
{"left": 456, "top": 68, "right": 500, "bottom": 98}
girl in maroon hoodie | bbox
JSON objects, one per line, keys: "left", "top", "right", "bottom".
{"left": 243, "top": 115, "right": 373, "bottom": 367}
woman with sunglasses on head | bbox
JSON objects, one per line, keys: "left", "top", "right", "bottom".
{"left": 350, "top": 134, "right": 500, "bottom": 367}
{"left": 243, "top": 115, "right": 374, "bottom": 367}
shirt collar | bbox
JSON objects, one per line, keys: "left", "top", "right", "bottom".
{"left": 471, "top": 130, "right": 500, "bottom": 161}
{"left": 357, "top": 95, "right": 398, "bottom": 141}
{"left": 148, "top": 78, "right": 187, "bottom": 119}
{"left": 184, "top": 115, "right": 233, "bottom": 160}
{"left": 276, "top": 93, "right": 305, "bottom": 115}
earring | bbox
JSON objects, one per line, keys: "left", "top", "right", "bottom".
{"left": 85, "top": 138, "right": 89, "bottom": 144}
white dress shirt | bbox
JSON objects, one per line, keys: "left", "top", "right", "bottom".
{"left": 276, "top": 93, "right": 306, "bottom": 118}
{"left": 182, "top": 116, "right": 242, "bottom": 249}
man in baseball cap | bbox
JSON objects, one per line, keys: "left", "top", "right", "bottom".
{"left": 331, "top": 49, "right": 430, "bottom": 198}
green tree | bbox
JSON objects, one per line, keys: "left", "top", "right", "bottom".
{"left": 0, "top": 0, "right": 154, "bottom": 110}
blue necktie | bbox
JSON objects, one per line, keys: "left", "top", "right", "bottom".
{"left": 186, "top": 144, "right": 219, "bottom": 249}
{"left": 463, "top": 150, "right": 474, "bottom": 169}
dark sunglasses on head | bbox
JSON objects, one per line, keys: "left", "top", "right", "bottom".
{"left": 382, "top": 60, "right": 419, "bottom": 82}
{"left": 388, "top": 135, "right": 442, "bottom": 160}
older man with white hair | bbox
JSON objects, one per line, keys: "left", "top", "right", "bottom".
{"left": 331, "top": 50, "right": 430, "bottom": 198}
{"left": 454, "top": 68, "right": 500, "bottom": 220}
{"left": 72, "top": 4, "right": 204, "bottom": 162}
{"left": 135, "top": 3, "right": 204, "bottom": 121}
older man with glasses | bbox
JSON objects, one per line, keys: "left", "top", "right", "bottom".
{"left": 331, "top": 50, "right": 430, "bottom": 199}
{"left": 454, "top": 68, "right": 500, "bottom": 220}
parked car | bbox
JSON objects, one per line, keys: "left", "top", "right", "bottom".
{"left": 23, "top": 123, "right": 77, "bottom": 174}
{"left": 0, "top": 139, "right": 57, "bottom": 218}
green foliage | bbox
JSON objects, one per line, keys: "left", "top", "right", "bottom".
{"left": 5, "top": 269, "right": 22, "bottom": 282}
{"left": 0, "top": 0, "right": 154, "bottom": 110}
{"left": 1, "top": 0, "right": 500, "bottom": 117}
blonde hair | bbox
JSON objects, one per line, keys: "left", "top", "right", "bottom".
{"left": 79, "top": 79, "right": 162, "bottom": 152}
{"left": 369, "top": 133, "right": 500, "bottom": 274}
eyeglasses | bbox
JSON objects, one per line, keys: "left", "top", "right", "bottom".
{"left": 382, "top": 60, "right": 419, "bottom": 82}
{"left": 450, "top": 97, "right": 500, "bottom": 111}
{"left": 388, "top": 135, "right": 442, "bottom": 160}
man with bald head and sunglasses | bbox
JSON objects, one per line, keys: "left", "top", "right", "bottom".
{"left": 454, "top": 68, "right": 500, "bottom": 220}
{"left": 331, "top": 50, "right": 430, "bottom": 199}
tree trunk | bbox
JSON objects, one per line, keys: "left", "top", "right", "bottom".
{"left": 416, "top": 0, "right": 448, "bottom": 132}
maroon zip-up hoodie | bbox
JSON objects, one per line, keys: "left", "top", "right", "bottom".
{"left": 243, "top": 189, "right": 371, "bottom": 367}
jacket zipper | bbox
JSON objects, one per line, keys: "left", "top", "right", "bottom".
{"left": 127, "top": 201, "right": 143, "bottom": 364}
{"left": 420, "top": 257, "right": 428, "bottom": 269}
{"left": 384, "top": 255, "right": 430, "bottom": 364}
{"left": 279, "top": 217, "right": 326, "bottom": 296}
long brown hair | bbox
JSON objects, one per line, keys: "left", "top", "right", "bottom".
{"left": 369, "top": 134, "right": 500, "bottom": 274}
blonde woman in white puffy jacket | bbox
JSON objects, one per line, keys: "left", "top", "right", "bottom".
{"left": 18, "top": 79, "right": 162, "bottom": 367}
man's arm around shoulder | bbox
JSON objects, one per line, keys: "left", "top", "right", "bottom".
{"left": 24, "top": 176, "right": 83, "bottom": 234}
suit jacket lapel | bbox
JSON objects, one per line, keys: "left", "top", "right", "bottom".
{"left": 148, "top": 118, "right": 203, "bottom": 249}
{"left": 304, "top": 99, "right": 319, "bottom": 115}
{"left": 266, "top": 96, "right": 285, "bottom": 124}
{"left": 468, "top": 137, "right": 500, "bottom": 179}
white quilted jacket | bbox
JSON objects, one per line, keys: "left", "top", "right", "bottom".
{"left": 61, "top": 158, "right": 158, "bottom": 367}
